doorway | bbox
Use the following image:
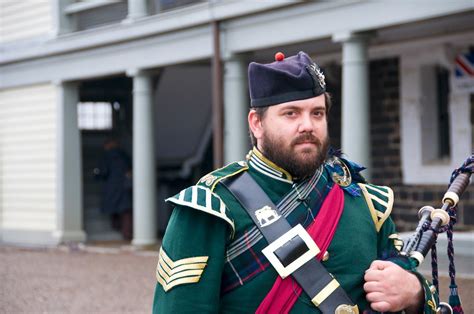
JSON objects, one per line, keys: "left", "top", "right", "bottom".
{"left": 79, "top": 76, "right": 133, "bottom": 242}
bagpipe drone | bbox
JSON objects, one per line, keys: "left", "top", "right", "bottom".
{"left": 390, "top": 155, "right": 473, "bottom": 314}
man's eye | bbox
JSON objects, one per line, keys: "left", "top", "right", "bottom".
{"left": 314, "top": 111, "right": 324, "bottom": 117}
{"left": 284, "top": 111, "right": 295, "bottom": 116}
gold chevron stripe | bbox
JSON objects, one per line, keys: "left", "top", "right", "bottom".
{"left": 160, "top": 248, "right": 208, "bottom": 268}
{"left": 156, "top": 273, "right": 201, "bottom": 292}
{"left": 157, "top": 265, "right": 204, "bottom": 283}
{"left": 155, "top": 247, "right": 209, "bottom": 292}
{"left": 159, "top": 258, "right": 206, "bottom": 276}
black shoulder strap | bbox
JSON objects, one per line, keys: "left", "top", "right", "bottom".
{"left": 221, "top": 172, "right": 358, "bottom": 314}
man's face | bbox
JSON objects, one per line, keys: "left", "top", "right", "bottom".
{"left": 249, "top": 94, "right": 329, "bottom": 179}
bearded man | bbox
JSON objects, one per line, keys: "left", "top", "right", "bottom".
{"left": 152, "top": 52, "right": 439, "bottom": 313}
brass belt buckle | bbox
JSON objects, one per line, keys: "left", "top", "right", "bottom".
{"left": 335, "top": 304, "right": 359, "bottom": 314}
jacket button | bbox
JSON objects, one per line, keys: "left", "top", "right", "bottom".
{"left": 322, "top": 251, "right": 329, "bottom": 261}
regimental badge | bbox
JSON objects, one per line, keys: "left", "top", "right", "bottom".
{"left": 327, "top": 157, "right": 352, "bottom": 187}
{"left": 199, "top": 174, "right": 217, "bottom": 187}
{"left": 254, "top": 205, "right": 281, "bottom": 227}
{"left": 306, "top": 62, "right": 326, "bottom": 89}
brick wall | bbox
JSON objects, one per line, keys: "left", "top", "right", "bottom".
{"left": 326, "top": 63, "right": 342, "bottom": 150}
{"left": 369, "top": 58, "right": 474, "bottom": 230}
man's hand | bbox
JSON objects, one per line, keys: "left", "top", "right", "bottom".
{"left": 363, "top": 260, "right": 424, "bottom": 313}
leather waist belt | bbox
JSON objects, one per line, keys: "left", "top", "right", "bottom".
{"left": 222, "top": 172, "right": 358, "bottom": 314}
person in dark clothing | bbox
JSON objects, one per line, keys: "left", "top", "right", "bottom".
{"left": 93, "top": 138, "right": 133, "bottom": 240}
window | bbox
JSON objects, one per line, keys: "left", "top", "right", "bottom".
{"left": 157, "top": 0, "right": 205, "bottom": 12}
{"left": 77, "top": 101, "right": 113, "bottom": 130}
{"left": 64, "top": 0, "right": 126, "bottom": 31}
{"left": 400, "top": 43, "right": 471, "bottom": 184}
{"left": 437, "top": 66, "right": 451, "bottom": 159}
{"left": 420, "top": 65, "right": 450, "bottom": 163}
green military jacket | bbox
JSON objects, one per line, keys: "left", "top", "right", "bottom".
{"left": 152, "top": 148, "right": 439, "bottom": 313}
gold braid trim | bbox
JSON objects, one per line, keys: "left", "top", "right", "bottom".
{"left": 358, "top": 183, "right": 394, "bottom": 232}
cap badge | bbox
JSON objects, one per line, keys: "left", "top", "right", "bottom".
{"left": 306, "top": 62, "right": 326, "bottom": 89}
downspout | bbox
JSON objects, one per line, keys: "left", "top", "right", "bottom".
{"left": 212, "top": 20, "right": 224, "bottom": 169}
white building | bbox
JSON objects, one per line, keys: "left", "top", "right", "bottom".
{"left": 1, "top": 0, "right": 473, "bottom": 247}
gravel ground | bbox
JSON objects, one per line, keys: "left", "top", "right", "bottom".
{"left": 1, "top": 244, "right": 473, "bottom": 313}
{"left": 0, "top": 244, "right": 159, "bottom": 314}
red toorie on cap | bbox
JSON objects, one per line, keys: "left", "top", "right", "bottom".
{"left": 275, "top": 52, "right": 285, "bottom": 61}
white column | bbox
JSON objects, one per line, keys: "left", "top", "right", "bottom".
{"left": 51, "top": 0, "right": 76, "bottom": 36}
{"left": 125, "top": 0, "right": 149, "bottom": 21}
{"left": 223, "top": 54, "right": 250, "bottom": 164}
{"left": 53, "top": 81, "right": 86, "bottom": 243}
{"left": 333, "top": 32, "right": 372, "bottom": 179}
{"left": 130, "top": 70, "right": 157, "bottom": 246}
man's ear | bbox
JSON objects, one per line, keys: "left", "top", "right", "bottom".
{"left": 248, "top": 110, "right": 263, "bottom": 140}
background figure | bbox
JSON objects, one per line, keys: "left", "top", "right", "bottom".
{"left": 93, "top": 138, "right": 133, "bottom": 240}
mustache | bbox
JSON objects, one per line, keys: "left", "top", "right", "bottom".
{"left": 291, "top": 133, "right": 321, "bottom": 146}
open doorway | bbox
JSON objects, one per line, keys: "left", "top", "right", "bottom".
{"left": 79, "top": 76, "right": 133, "bottom": 242}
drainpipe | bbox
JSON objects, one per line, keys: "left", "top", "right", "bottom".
{"left": 212, "top": 20, "right": 224, "bottom": 169}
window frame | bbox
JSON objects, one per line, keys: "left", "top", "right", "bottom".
{"left": 400, "top": 44, "right": 472, "bottom": 184}
{"left": 77, "top": 101, "right": 114, "bottom": 131}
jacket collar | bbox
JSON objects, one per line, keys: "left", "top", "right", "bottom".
{"left": 247, "top": 147, "right": 293, "bottom": 184}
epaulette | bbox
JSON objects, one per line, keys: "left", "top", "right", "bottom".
{"left": 196, "top": 161, "right": 248, "bottom": 191}
{"left": 165, "top": 161, "right": 248, "bottom": 238}
{"left": 166, "top": 185, "right": 236, "bottom": 237}
{"left": 358, "top": 183, "right": 394, "bottom": 232}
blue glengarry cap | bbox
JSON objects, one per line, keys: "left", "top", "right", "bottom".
{"left": 248, "top": 51, "right": 326, "bottom": 108}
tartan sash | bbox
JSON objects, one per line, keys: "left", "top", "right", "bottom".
{"left": 256, "top": 184, "right": 345, "bottom": 313}
{"left": 221, "top": 167, "right": 332, "bottom": 294}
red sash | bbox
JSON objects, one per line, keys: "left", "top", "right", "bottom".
{"left": 256, "top": 184, "right": 345, "bottom": 314}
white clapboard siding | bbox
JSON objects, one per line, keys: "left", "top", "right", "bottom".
{"left": 0, "top": 84, "right": 57, "bottom": 231}
{"left": 0, "top": 0, "right": 52, "bottom": 43}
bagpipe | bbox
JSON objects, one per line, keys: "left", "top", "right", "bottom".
{"left": 393, "top": 155, "right": 473, "bottom": 314}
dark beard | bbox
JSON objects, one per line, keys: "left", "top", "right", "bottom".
{"left": 261, "top": 132, "right": 329, "bottom": 180}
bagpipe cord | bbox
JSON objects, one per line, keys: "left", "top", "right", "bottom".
{"left": 442, "top": 156, "right": 474, "bottom": 314}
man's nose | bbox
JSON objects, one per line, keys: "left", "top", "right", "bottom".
{"left": 297, "top": 114, "right": 314, "bottom": 133}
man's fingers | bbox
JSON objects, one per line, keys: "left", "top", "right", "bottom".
{"left": 365, "top": 291, "right": 385, "bottom": 303}
{"left": 364, "top": 261, "right": 422, "bottom": 312}
{"left": 368, "top": 260, "right": 389, "bottom": 271}
{"left": 366, "top": 291, "right": 392, "bottom": 312}
{"left": 363, "top": 281, "right": 382, "bottom": 293}
{"left": 365, "top": 260, "right": 396, "bottom": 281}
{"left": 364, "top": 268, "right": 383, "bottom": 282}
{"left": 370, "top": 301, "right": 392, "bottom": 313}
